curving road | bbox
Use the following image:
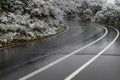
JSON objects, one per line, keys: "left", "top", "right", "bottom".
{"left": 0, "top": 18, "right": 120, "bottom": 80}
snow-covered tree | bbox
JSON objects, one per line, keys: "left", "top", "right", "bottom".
{"left": 115, "top": 0, "right": 120, "bottom": 6}
{"left": 80, "top": 8, "right": 93, "bottom": 22}
{"left": 95, "top": 5, "right": 120, "bottom": 26}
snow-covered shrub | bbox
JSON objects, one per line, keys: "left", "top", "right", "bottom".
{"left": 46, "top": 17, "right": 62, "bottom": 27}
{"left": 89, "top": 2, "right": 102, "bottom": 14}
{"left": 0, "top": 0, "right": 24, "bottom": 14}
{"left": 53, "top": 0, "right": 82, "bottom": 16}
{"left": 80, "top": 8, "right": 94, "bottom": 22}
{"left": 0, "top": 24, "right": 7, "bottom": 33}
{"left": 27, "top": 31, "right": 36, "bottom": 38}
{"left": 51, "top": 0, "right": 104, "bottom": 22}
{"left": 16, "top": 26, "right": 28, "bottom": 35}
{"left": 3, "top": 0, "right": 120, "bottom": 46}
{"left": 49, "top": 6, "right": 64, "bottom": 20}
{"left": 0, "top": 0, "right": 66, "bottom": 46}
{"left": 31, "top": 21, "right": 48, "bottom": 33}
{"left": 7, "top": 24, "right": 19, "bottom": 32}
{"left": 25, "top": 0, "right": 50, "bottom": 18}
{"left": 95, "top": 5, "right": 120, "bottom": 26}
{"left": 0, "top": 32, "right": 16, "bottom": 44}
{"left": 115, "top": 0, "right": 120, "bottom": 6}
{"left": 45, "top": 27, "right": 56, "bottom": 35}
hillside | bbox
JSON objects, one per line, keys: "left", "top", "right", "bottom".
{"left": 0, "top": 0, "right": 120, "bottom": 47}
{"left": 0, "top": 0, "right": 66, "bottom": 47}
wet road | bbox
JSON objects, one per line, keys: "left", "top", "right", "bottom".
{"left": 0, "top": 18, "right": 120, "bottom": 80}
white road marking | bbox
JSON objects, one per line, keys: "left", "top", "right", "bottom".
{"left": 19, "top": 26, "right": 108, "bottom": 80}
{"left": 64, "top": 27, "right": 119, "bottom": 80}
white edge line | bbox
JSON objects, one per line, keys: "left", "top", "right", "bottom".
{"left": 64, "top": 27, "right": 119, "bottom": 80}
{"left": 18, "top": 26, "right": 108, "bottom": 80}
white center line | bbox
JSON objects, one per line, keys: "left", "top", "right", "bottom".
{"left": 19, "top": 26, "right": 108, "bottom": 80}
{"left": 64, "top": 27, "right": 119, "bottom": 80}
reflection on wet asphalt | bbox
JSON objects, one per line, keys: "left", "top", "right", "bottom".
{"left": 0, "top": 18, "right": 120, "bottom": 80}
{"left": 27, "top": 24, "right": 118, "bottom": 80}
{"left": 0, "top": 20, "right": 103, "bottom": 72}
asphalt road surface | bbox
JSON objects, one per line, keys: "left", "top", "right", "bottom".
{"left": 0, "top": 18, "right": 120, "bottom": 80}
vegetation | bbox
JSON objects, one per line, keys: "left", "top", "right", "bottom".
{"left": 0, "top": 0, "right": 120, "bottom": 47}
{"left": 0, "top": 0, "right": 65, "bottom": 47}
{"left": 52, "top": 0, "right": 120, "bottom": 27}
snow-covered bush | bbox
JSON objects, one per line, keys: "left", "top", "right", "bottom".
{"left": 31, "top": 21, "right": 48, "bottom": 33}
{"left": 53, "top": 0, "right": 82, "bottom": 16}
{"left": 0, "top": 32, "right": 17, "bottom": 44}
{"left": 49, "top": 6, "right": 64, "bottom": 20}
{"left": 0, "top": 0, "right": 24, "bottom": 14}
{"left": 26, "top": 0, "right": 50, "bottom": 18}
{"left": 1, "top": 0, "right": 120, "bottom": 47}
{"left": 95, "top": 4, "right": 120, "bottom": 26}
{"left": 53, "top": 0, "right": 120, "bottom": 26}
{"left": 80, "top": 8, "right": 93, "bottom": 22}
{"left": 0, "top": 0, "right": 66, "bottom": 46}
{"left": 115, "top": 0, "right": 120, "bottom": 6}
{"left": 52, "top": 0, "right": 103, "bottom": 22}
{"left": 0, "top": 24, "right": 7, "bottom": 33}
